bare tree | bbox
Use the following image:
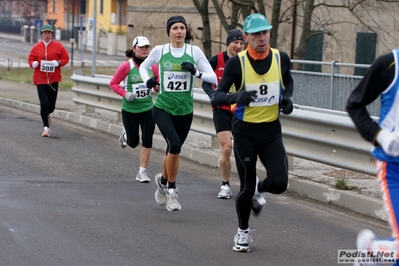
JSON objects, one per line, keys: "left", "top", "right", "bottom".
{"left": 0, "top": 0, "right": 47, "bottom": 21}
{"left": 211, "top": 0, "right": 241, "bottom": 31}
{"left": 192, "top": 0, "right": 399, "bottom": 62}
{"left": 269, "top": 0, "right": 282, "bottom": 47}
{"left": 294, "top": 0, "right": 314, "bottom": 60}
{"left": 194, "top": 0, "right": 255, "bottom": 55}
{"left": 197, "top": 0, "right": 277, "bottom": 54}
{"left": 192, "top": 0, "right": 212, "bottom": 57}
{"left": 293, "top": 0, "right": 399, "bottom": 60}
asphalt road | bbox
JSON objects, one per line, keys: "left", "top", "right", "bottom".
{"left": 0, "top": 100, "right": 391, "bottom": 266}
{"left": 0, "top": 36, "right": 125, "bottom": 68}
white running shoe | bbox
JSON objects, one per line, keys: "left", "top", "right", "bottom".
{"left": 135, "top": 171, "right": 150, "bottom": 183}
{"left": 233, "top": 229, "right": 253, "bottom": 252}
{"left": 118, "top": 132, "right": 127, "bottom": 149}
{"left": 354, "top": 229, "right": 379, "bottom": 266}
{"left": 154, "top": 173, "right": 167, "bottom": 206}
{"left": 252, "top": 176, "right": 266, "bottom": 217}
{"left": 42, "top": 126, "right": 51, "bottom": 137}
{"left": 218, "top": 184, "right": 232, "bottom": 199}
{"left": 166, "top": 188, "right": 181, "bottom": 211}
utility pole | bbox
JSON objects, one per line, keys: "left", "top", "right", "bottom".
{"left": 71, "top": 0, "right": 75, "bottom": 67}
{"left": 92, "top": 0, "right": 97, "bottom": 75}
{"left": 290, "top": 0, "right": 297, "bottom": 60}
{"left": 118, "top": 0, "right": 122, "bottom": 34}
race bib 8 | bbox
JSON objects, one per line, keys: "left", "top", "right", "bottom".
{"left": 247, "top": 81, "right": 280, "bottom": 107}
{"left": 40, "top": 60, "right": 55, "bottom": 73}
{"left": 163, "top": 71, "right": 191, "bottom": 92}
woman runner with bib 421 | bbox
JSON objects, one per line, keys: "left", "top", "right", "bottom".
{"left": 139, "top": 15, "right": 217, "bottom": 211}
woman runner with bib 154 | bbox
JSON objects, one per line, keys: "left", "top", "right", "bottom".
{"left": 109, "top": 36, "right": 159, "bottom": 183}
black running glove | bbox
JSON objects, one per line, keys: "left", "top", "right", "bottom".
{"left": 146, "top": 77, "right": 160, "bottom": 89}
{"left": 228, "top": 90, "right": 257, "bottom": 105}
{"left": 181, "top": 62, "right": 197, "bottom": 76}
{"left": 280, "top": 96, "right": 293, "bottom": 114}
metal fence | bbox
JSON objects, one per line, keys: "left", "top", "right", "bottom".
{"left": 0, "top": 24, "right": 22, "bottom": 34}
{"left": 291, "top": 60, "right": 379, "bottom": 116}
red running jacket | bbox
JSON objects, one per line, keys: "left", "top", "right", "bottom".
{"left": 28, "top": 40, "right": 70, "bottom": 85}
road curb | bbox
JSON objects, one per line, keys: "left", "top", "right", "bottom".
{"left": 0, "top": 97, "right": 385, "bottom": 221}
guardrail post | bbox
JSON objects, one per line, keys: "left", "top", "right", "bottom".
{"left": 287, "top": 155, "right": 294, "bottom": 170}
{"left": 330, "top": 61, "right": 339, "bottom": 109}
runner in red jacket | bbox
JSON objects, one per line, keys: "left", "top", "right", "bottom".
{"left": 28, "top": 24, "right": 70, "bottom": 137}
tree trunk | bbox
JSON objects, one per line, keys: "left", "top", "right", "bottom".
{"left": 192, "top": 0, "right": 212, "bottom": 58}
{"left": 270, "top": 0, "right": 282, "bottom": 48}
{"left": 256, "top": 0, "right": 266, "bottom": 16}
{"left": 294, "top": 0, "right": 314, "bottom": 61}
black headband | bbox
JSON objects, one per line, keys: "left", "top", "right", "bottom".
{"left": 166, "top": 16, "right": 187, "bottom": 36}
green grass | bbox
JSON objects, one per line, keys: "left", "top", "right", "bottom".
{"left": 335, "top": 178, "right": 349, "bottom": 190}
{"left": 0, "top": 66, "right": 118, "bottom": 90}
{"left": 334, "top": 178, "right": 358, "bottom": 191}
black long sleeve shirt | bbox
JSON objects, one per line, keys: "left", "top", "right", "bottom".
{"left": 213, "top": 50, "right": 294, "bottom": 106}
{"left": 346, "top": 52, "right": 395, "bottom": 145}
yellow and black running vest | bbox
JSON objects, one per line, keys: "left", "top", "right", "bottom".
{"left": 233, "top": 48, "right": 286, "bottom": 123}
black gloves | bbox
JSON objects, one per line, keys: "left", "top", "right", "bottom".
{"left": 209, "top": 91, "right": 217, "bottom": 108}
{"left": 208, "top": 91, "right": 215, "bottom": 102}
{"left": 146, "top": 76, "right": 160, "bottom": 89}
{"left": 280, "top": 96, "right": 293, "bottom": 114}
{"left": 228, "top": 90, "right": 257, "bottom": 105}
{"left": 181, "top": 62, "right": 196, "bottom": 76}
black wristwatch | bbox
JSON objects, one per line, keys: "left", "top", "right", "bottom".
{"left": 57, "top": 60, "right": 61, "bottom": 66}
{"left": 197, "top": 72, "right": 203, "bottom": 79}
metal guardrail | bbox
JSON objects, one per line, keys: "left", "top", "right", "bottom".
{"left": 71, "top": 72, "right": 123, "bottom": 121}
{"left": 70, "top": 73, "right": 376, "bottom": 176}
{"left": 71, "top": 72, "right": 218, "bottom": 137}
{"left": 282, "top": 105, "right": 375, "bottom": 175}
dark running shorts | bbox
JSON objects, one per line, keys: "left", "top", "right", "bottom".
{"left": 213, "top": 108, "right": 233, "bottom": 133}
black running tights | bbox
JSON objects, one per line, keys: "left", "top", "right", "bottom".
{"left": 37, "top": 83, "right": 58, "bottom": 127}
{"left": 232, "top": 117, "right": 289, "bottom": 230}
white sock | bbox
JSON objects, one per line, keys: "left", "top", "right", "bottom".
{"left": 139, "top": 167, "right": 146, "bottom": 173}
{"left": 238, "top": 227, "right": 249, "bottom": 233}
{"left": 255, "top": 176, "right": 261, "bottom": 194}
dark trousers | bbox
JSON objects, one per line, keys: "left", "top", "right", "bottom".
{"left": 37, "top": 83, "right": 58, "bottom": 127}
{"left": 232, "top": 117, "right": 289, "bottom": 229}
{"left": 122, "top": 109, "right": 155, "bottom": 149}
{"left": 152, "top": 107, "right": 193, "bottom": 155}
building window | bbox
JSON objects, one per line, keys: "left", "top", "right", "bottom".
{"left": 304, "top": 30, "right": 324, "bottom": 72}
{"left": 80, "top": 0, "right": 86, "bottom": 14}
{"left": 354, "top": 32, "right": 377, "bottom": 76}
{"left": 52, "top": 0, "right": 56, "bottom": 13}
{"left": 100, "top": 0, "right": 104, "bottom": 14}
